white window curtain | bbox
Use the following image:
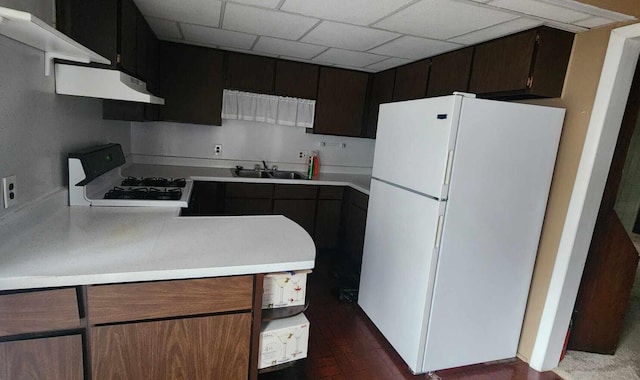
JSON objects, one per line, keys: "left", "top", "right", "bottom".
{"left": 222, "top": 90, "right": 315, "bottom": 128}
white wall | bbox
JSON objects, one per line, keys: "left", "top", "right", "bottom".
{"left": 130, "top": 120, "right": 376, "bottom": 173}
{"left": 615, "top": 109, "right": 640, "bottom": 232}
{"left": 0, "top": 28, "right": 130, "bottom": 219}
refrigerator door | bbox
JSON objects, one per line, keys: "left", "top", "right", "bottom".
{"left": 358, "top": 178, "right": 445, "bottom": 374}
{"left": 422, "top": 98, "right": 565, "bottom": 371}
{"left": 372, "top": 95, "right": 463, "bottom": 199}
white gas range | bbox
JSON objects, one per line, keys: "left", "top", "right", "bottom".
{"left": 68, "top": 143, "right": 193, "bottom": 207}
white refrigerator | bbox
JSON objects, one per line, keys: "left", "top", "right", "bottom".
{"left": 358, "top": 94, "right": 565, "bottom": 374}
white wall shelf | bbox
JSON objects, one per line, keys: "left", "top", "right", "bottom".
{"left": 0, "top": 6, "right": 110, "bottom": 76}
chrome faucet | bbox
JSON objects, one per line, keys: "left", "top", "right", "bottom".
{"left": 262, "top": 160, "right": 268, "bottom": 170}
{"left": 260, "top": 161, "right": 277, "bottom": 172}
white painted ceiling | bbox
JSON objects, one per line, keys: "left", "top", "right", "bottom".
{"left": 134, "top": 0, "right": 635, "bottom": 73}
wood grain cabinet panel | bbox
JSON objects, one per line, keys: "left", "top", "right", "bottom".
{"left": 393, "top": 60, "right": 430, "bottom": 101}
{"left": 226, "top": 52, "right": 276, "bottom": 94}
{"left": 159, "top": 42, "right": 224, "bottom": 125}
{"left": 314, "top": 67, "right": 369, "bottom": 137}
{"left": 91, "top": 314, "right": 251, "bottom": 380}
{"left": 315, "top": 199, "right": 343, "bottom": 250}
{"left": 0, "top": 288, "right": 80, "bottom": 336}
{"left": 225, "top": 183, "right": 274, "bottom": 199}
{"left": 365, "top": 69, "right": 395, "bottom": 138}
{"left": 87, "top": 276, "right": 253, "bottom": 324}
{"left": 275, "top": 60, "right": 319, "bottom": 99}
{"left": 0, "top": 335, "right": 84, "bottom": 380}
{"left": 469, "top": 27, "right": 573, "bottom": 98}
{"left": 427, "top": 47, "right": 473, "bottom": 97}
{"left": 274, "top": 184, "right": 318, "bottom": 199}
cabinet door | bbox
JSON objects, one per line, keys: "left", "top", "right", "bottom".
{"left": 364, "top": 69, "right": 395, "bottom": 138}
{"left": 226, "top": 52, "right": 276, "bottom": 94}
{"left": 55, "top": 0, "right": 118, "bottom": 64}
{"left": 315, "top": 199, "right": 343, "bottom": 250}
{"left": 344, "top": 201, "right": 368, "bottom": 267}
{"left": 119, "top": 0, "right": 138, "bottom": 75}
{"left": 274, "top": 60, "right": 319, "bottom": 99}
{"left": 91, "top": 314, "right": 251, "bottom": 380}
{"left": 274, "top": 199, "right": 317, "bottom": 236}
{"left": 0, "top": 335, "right": 83, "bottom": 380}
{"left": 427, "top": 47, "right": 473, "bottom": 97}
{"left": 392, "top": 60, "right": 430, "bottom": 101}
{"left": 314, "top": 67, "right": 369, "bottom": 137}
{"left": 225, "top": 199, "right": 273, "bottom": 215}
{"left": 160, "top": 42, "right": 224, "bottom": 125}
{"left": 469, "top": 29, "right": 536, "bottom": 96}
{"left": 182, "top": 181, "right": 225, "bottom": 216}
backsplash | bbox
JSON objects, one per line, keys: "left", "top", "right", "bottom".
{"left": 0, "top": 34, "right": 130, "bottom": 220}
{"left": 130, "top": 119, "right": 376, "bottom": 173}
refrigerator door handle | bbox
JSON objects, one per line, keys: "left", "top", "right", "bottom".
{"left": 444, "top": 149, "right": 454, "bottom": 185}
{"left": 434, "top": 215, "right": 445, "bottom": 248}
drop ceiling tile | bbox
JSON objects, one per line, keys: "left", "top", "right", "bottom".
{"left": 229, "top": 0, "right": 281, "bottom": 8}
{"left": 366, "top": 57, "right": 412, "bottom": 71}
{"left": 146, "top": 17, "right": 182, "bottom": 40}
{"left": 374, "top": 0, "right": 518, "bottom": 40}
{"left": 574, "top": 16, "right": 616, "bottom": 28}
{"left": 488, "top": 0, "right": 591, "bottom": 23}
{"left": 369, "top": 35, "right": 461, "bottom": 60}
{"left": 253, "top": 37, "right": 327, "bottom": 59}
{"left": 334, "top": 64, "right": 378, "bottom": 72}
{"left": 182, "top": 24, "right": 257, "bottom": 50}
{"left": 280, "top": 0, "right": 415, "bottom": 26}
{"left": 280, "top": 56, "right": 333, "bottom": 65}
{"left": 313, "top": 48, "right": 387, "bottom": 68}
{"left": 134, "top": 0, "right": 221, "bottom": 27}
{"left": 223, "top": 3, "right": 318, "bottom": 40}
{"left": 301, "top": 21, "right": 400, "bottom": 51}
{"left": 448, "top": 17, "right": 543, "bottom": 45}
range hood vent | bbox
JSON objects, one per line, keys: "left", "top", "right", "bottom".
{"left": 54, "top": 63, "right": 165, "bottom": 104}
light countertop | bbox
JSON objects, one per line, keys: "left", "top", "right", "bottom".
{"left": 122, "top": 164, "right": 372, "bottom": 194}
{"left": 0, "top": 192, "right": 315, "bottom": 291}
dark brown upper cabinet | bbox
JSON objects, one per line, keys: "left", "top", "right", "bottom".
{"left": 225, "top": 52, "right": 276, "bottom": 94}
{"left": 159, "top": 42, "right": 224, "bottom": 126}
{"left": 364, "top": 70, "right": 396, "bottom": 139}
{"left": 427, "top": 47, "right": 474, "bottom": 97}
{"left": 469, "top": 27, "right": 574, "bottom": 99}
{"left": 314, "top": 67, "right": 369, "bottom": 137}
{"left": 274, "top": 60, "right": 319, "bottom": 99}
{"left": 392, "top": 60, "right": 430, "bottom": 101}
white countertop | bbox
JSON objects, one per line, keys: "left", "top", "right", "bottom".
{"left": 122, "top": 164, "right": 372, "bottom": 194}
{"left": 0, "top": 192, "right": 315, "bottom": 291}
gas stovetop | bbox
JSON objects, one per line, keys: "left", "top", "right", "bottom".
{"left": 68, "top": 144, "right": 193, "bottom": 207}
{"left": 104, "top": 186, "right": 183, "bottom": 200}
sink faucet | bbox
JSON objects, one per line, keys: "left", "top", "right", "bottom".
{"left": 260, "top": 161, "right": 277, "bottom": 171}
{"left": 262, "top": 160, "right": 268, "bottom": 170}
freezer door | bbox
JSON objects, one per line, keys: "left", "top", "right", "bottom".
{"left": 358, "top": 178, "right": 445, "bottom": 374}
{"left": 372, "top": 95, "right": 462, "bottom": 199}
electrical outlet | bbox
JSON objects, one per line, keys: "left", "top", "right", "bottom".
{"left": 2, "top": 175, "right": 17, "bottom": 209}
{"left": 214, "top": 144, "right": 223, "bottom": 156}
{"left": 297, "top": 151, "right": 309, "bottom": 161}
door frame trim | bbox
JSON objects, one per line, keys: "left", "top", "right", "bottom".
{"left": 530, "top": 23, "right": 640, "bottom": 371}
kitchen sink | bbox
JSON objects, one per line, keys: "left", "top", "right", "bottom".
{"left": 230, "top": 168, "right": 308, "bottom": 180}
{"left": 231, "top": 169, "right": 271, "bottom": 178}
{"left": 268, "top": 171, "right": 307, "bottom": 180}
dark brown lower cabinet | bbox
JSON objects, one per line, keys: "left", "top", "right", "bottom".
{"left": 274, "top": 199, "right": 317, "bottom": 236}
{"left": 226, "top": 198, "right": 273, "bottom": 215}
{"left": 340, "top": 189, "right": 369, "bottom": 266}
{"left": 91, "top": 314, "right": 251, "bottom": 380}
{"left": 0, "top": 335, "right": 84, "bottom": 380}
{"left": 315, "top": 199, "right": 343, "bottom": 250}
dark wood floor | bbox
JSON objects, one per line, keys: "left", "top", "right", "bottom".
{"left": 258, "top": 254, "right": 563, "bottom": 380}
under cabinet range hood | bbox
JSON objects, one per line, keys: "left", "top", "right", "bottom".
{"left": 54, "top": 63, "right": 165, "bottom": 104}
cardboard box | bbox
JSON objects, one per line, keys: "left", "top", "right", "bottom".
{"left": 262, "top": 270, "right": 310, "bottom": 309}
{"left": 259, "top": 313, "right": 310, "bottom": 369}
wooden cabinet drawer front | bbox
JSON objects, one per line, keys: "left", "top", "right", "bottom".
{"left": 0, "top": 288, "right": 80, "bottom": 336}
{"left": 0, "top": 335, "right": 84, "bottom": 380}
{"left": 318, "top": 186, "right": 344, "bottom": 200}
{"left": 351, "top": 190, "right": 369, "bottom": 210}
{"left": 225, "top": 183, "right": 273, "bottom": 198}
{"left": 274, "top": 184, "right": 318, "bottom": 199}
{"left": 91, "top": 314, "right": 251, "bottom": 380}
{"left": 88, "top": 276, "right": 254, "bottom": 325}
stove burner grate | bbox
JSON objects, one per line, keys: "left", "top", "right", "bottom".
{"left": 121, "top": 177, "right": 186, "bottom": 188}
{"left": 104, "top": 187, "right": 183, "bottom": 201}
